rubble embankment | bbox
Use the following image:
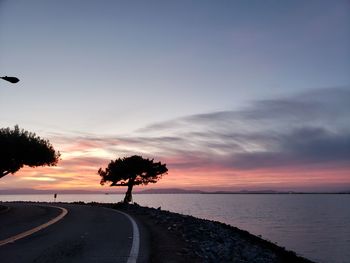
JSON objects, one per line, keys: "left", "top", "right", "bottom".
{"left": 104, "top": 203, "right": 316, "bottom": 263}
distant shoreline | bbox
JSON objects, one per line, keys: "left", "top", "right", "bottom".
{"left": 0, "top": 192, "right": 349, "bottom": 195}
{"left": 1, "top": 187, "right": 350, "bottom": 195}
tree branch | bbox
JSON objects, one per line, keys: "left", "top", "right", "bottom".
{"left": 0, "top": 171, "right": 11, "bottom": 179}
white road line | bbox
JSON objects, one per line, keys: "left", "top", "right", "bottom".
{"left": 0, "top": 205, "right": 68, "bottom": 247}
{"left": 106, "top": 208, "right": 140, "bottom": 263}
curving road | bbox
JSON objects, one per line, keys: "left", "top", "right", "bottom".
{"left": 0, "top": 203, "right": 148, "bottom": 263}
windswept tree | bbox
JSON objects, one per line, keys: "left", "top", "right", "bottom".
{"left": 98, "top": 155, "right": 168, "bottom": 203}
{"left": 0, "top": 125, "right": 60, "bottom": 178}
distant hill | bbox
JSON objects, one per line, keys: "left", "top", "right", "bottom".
{"left": 1, "top": 188, "right": 348, "bottom": 195}
{"left": 0, "top": 188, "right": 204, "bottom": 195}
{"left": 136, "top": 188, "right": 204, "bottom": 194}
{"left": 138, "top": 189, "right": 350, "bottom": 194}
{"left": 208, "top": 190, "right": 280, "bottom": 194}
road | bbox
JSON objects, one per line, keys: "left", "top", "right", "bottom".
{"left": 0, "top": 203, "right": 148, "bottom": 263}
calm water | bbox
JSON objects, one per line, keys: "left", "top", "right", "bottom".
{"left": 1, "top": 194, "right": 349, "bottom": 263}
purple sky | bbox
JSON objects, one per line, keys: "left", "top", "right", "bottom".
{"left": 0, "top": 1, "right": 349, "bottom": 191}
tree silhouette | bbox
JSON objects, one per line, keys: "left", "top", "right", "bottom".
{"left": 1, "top": 76, "right": 20, "bottom": 83}
{"left": 0, "top": 125, "right": 60, "bottom": 179}
{"left": 98, "top": 155, "right": 168, "bottom": 203}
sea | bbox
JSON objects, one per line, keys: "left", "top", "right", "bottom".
{"left": 1, "top": 193, "right": 349, "bottom": 263}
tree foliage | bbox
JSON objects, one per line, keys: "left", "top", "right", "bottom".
{"left": 0, "top": 125, "right": 60, "bottom": 178}
{"left": 98, "top": 155, "right": 168, "bottom": 203}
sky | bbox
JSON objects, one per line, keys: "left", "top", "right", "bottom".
{"left": 0, "top": 0, "right": 349, "bottom": 192}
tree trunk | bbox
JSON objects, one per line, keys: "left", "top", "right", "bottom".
{"left": 123, "top": 180, "right": 134, "bottom": 203}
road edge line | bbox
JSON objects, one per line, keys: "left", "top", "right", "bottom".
{"left": 0, "top": 205, "right": 68, "bottom": 247}
{"left": 106, "top": 208, "right": 140, "bottom": 263}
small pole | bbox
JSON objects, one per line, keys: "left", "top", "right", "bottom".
{"left": 54, "top": 193, "right": 57, "bottom": 203}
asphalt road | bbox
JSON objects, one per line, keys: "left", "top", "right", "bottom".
{"left": 0, "top": 203, "right": 148, "bottom": 263}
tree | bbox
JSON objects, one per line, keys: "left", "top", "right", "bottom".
{"left": 0, "top": 125, "right": 60, "bottom": 178}
{"left": 98, "top": 155, "right": 168, "bottom": 203}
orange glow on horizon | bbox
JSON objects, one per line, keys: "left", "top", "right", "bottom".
{"left": 0, "top": 135, "right": 349, "bottom": 192}
{"left": 0, "top": 161, "right": 349, "bottom": 192}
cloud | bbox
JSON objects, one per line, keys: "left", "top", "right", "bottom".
{"left": 132, "top": 87, "right": 350, "bottom": 170}
{"left": 17, "top": 86, "right": 347, "bottom": 191}
{"left": 223, "top": 127, "right": 350, "bottom": 170}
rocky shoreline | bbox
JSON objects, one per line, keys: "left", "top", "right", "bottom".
{"left": 104, "top": 202, "right": 316, "bottom": 263}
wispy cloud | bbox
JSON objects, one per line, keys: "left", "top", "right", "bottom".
{"left": 3, "top": 87, "right": 348, "bottom": 191}
{"left": 53, "top": 87, "right": 350, "bottom": 174}
{"left": 129, "top": 87, "right": 350, "bottom": 170}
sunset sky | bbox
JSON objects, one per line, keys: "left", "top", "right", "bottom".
{"left": 0, "top": 0, "right": 349, "bottom": 192}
